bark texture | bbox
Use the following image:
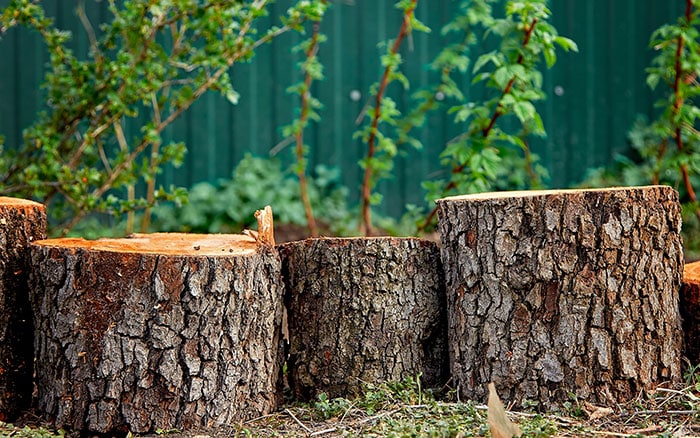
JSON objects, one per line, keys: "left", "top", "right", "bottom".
{"left": 279, "top": 237, "right": 448, "bottom": 400}
{"left": 437, "top": 186, "right": 684, "bottom": 408}
{"left": 0, "top": 197, "right": 46, "bottom": 421}
{"left": 681, "top": 262, "right": 700, "bottom": 366}
{"left": 29, "top": 233, "right": 284, "bottom": 433}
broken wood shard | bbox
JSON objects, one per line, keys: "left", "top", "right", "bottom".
{"left": 29, "top": 232, "right": 285, "bottom": 434}
{"left": 255, "top": 205, "right": 275, "bottom": 247}
{"left": 437, "top": 186, "right": 684, "bottom": 409}
{"left": 244, "top": 206, "right": 276, "bottom": 247}
{"left": 0, "top": 197, "right": 46, "bottom": 422}
{"left": 279, "top": 237, "right": 449, "bottom": 400}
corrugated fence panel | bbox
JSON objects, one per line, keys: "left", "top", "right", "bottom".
{"left": 0, "top": 0, "right": 688, "bottom": 217}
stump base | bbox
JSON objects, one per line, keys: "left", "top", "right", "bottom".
{"left": 0, "top": 197, "right": 46, "bottom": 421}
{"left": 280, "top": 237, "right": 448, "bottom": 400}
{"left": 30, "top": 233, "right": 284, "bottom": 433}
{"left": 437, "top": 186, "right": 684, "bottom": 408}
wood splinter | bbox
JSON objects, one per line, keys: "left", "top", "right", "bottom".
{"left": 244, "top": 205, "right": 275, "bottom": 248}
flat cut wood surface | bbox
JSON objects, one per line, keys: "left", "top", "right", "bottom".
{"left": 32, "top": 233, "right": 258, "bottom": 256}
{"left": 439, "top": 185, "right": 662, "bottom": 201}
{"left": 685, "top": 261, "right": 700, "bottom": 282}
{"left": 0, "top": 196, "right": 44, "bottom": 207}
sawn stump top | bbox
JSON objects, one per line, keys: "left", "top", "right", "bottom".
{"left": 0, "top": 196, "right": 45, "bottom": 209}
{"left": 32, "top": 232, "right": 259, "bottom": 256}
{"left": 436, "top": 185, "right": 672, "bottom": 202}
{"left": 684, "top": 261, "right": 700, "bottom": 284}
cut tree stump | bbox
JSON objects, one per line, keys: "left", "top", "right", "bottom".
{"left": 437, "top": 186, "right": 684, "bottom": 408}
{"left": 29, "top": 231, "right": 285, "bottom": 433}
{"left": 279, "top": 237, "right": 448, "bottom": 400}
{"left": 0, "top": 197, "right": 46, "bottom": 421}
{"left": 681, "top": 262, "right": 700, "bottom": 366}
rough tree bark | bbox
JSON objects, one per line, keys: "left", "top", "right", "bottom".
{"left": 29, "top": 232, "right": 285, "bottom": 433}
{"left": 437, "top": 186, "right": 684, "bottom": 408}
{"left": 681, "top": 261, "right": 700, "bottom": 366}
{"left": 0, "top": 197, "right": 46, "bottom": 421}
{"left": 279, "top": 237, "right": 448, "bottom": 401}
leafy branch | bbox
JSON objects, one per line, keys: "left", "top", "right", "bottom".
{"left": 643, "top": 0, "right": 700, "bottom": 221}
{"left": 282, "top": 0, "right": 329, "bottom": 237}
{"left": 0, "top": 0, "right": 319, "bottom": 236}
{"left": 356, "top": 0, "right": 429, "bottom": 236}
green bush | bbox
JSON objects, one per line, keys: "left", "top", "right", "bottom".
{"left": 0, "top": 0, "right": 324, "bottom": 236}
{"left": 150, "top": 154, "right": 354, "bottom": 235}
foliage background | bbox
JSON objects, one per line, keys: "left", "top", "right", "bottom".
{"left": 0, "top": 0, "right": 687, "bottom": 222}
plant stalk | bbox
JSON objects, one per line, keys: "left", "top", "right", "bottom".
{"left": 360, "top": 0, "right": 418, "bottom": 236}
{"left": 672, "top": 0, "right": 700, "bottom": 222}
{"left": 295, "top": 19, "right": 325, "bottom": 237}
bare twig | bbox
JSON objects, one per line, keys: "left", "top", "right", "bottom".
{"left": 284, "top": 408, "right": 312, "bottom": 434}
{"left": 113, "top": 120, "right": 135, "bottom": 235}
{"left": 140, "top": 92, "right": 163, "bottom": 233}
{"left": 77, "top": 0, "right": 101, "bottom": 62}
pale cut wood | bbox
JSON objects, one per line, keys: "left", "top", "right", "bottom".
{"left": 279, "top": 237, "right": 448, "bottom": 400}
{"left": 244, "top": 206, "right": 276, "bottom": 247}
{"left": 437, "top": 185, "right": 684, "bottom": 408}
{"left": 681, "top": 262, "right": 700, "bottom": 366}
{"left": 29, "top": 233, "right": 284, "bottom": 434}
{"left": 0, "top": 197, "right": 46, "bottom": 421}
{"left": 255, "top": 205, "right": 275, "bottom": 247}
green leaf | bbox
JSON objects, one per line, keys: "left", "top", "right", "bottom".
{"left": 543, "top": 47, "right": 556, "bottom": 68}
{"left": 473, "top": 52, "right": 498, "bottom": 73}
{"left": 493, "top": 66, "right": 511, "bottom": 88}
{"left": 410, "top": 16, "right": 431, "bottom": 34}
{"left": 513, "top": 101, "right": 536, "bottom": 124}
{"left": 225, "top": 89, "right": 240, "bottom": 105}
{"left": 646, "top": 73, "right": 661, "bottom": 90}
{"left": 553, "top": 36, "right": 578, "bottom": 52}
{"left": 531, "top": 112, "right": 546, "bottom": 136}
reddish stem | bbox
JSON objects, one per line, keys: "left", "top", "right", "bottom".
{"left": 672, "top": 0, "right": 700, "bottom": 221}
{"left": 295, "top": 20, "right": 323, "bottom": 237}
{"left": 360, "top": 0, "right": 418, "bottom": 236}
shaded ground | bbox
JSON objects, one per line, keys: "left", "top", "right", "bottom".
{"left": 2, "top": 376, "right": 698, "bottom": 437}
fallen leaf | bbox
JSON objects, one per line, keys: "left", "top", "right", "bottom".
{"left": 583, "top": 401, "right": 614, "bottom": 422}
{"left": 487, "top": 382, "right": 522, "bottom": 438}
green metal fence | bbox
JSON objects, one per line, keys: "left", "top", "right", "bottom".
{"left": 0, "top": 1, "right": 685, "bottom": 217}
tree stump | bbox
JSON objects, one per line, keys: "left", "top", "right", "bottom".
{"left": 681, "top": 262, "right": 700, "bottom": 366}
{"left": 29, "top": 232, "right": 285, "bottom": 433}
{"left": 0, "top": 197, "right": 46, "bottom": 421}
{"left": 279, "top": 237, "right": 448, "bottom": 400}
{"left": 436, "top": 186, "right": 684, "bottom": 408}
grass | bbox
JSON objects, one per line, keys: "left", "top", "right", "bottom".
{"left": 2, "top": 372, "right": 698, "bottom": 437}
{"left": 229, "top": 376, "right": 700, "bottom": 437}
